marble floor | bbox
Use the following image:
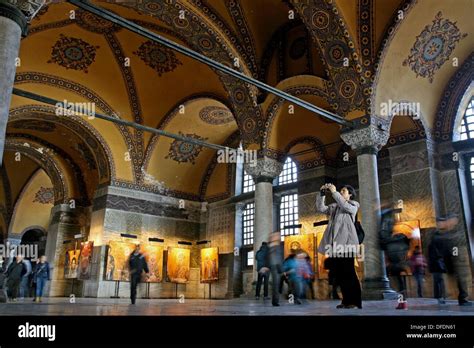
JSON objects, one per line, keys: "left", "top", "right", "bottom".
{"left": 0, "top": 297, "right": 473, "bottom": 316}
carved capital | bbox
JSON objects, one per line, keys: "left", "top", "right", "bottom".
{"left": 7, "top": 0, "right": 46, "bottom": 20}
{"left": 0, "top": 0, "right": 46, "bottom": 35}
{"left": 341, "top": 123, "right": 390, "bottom": 155}
{"left": 244, "top": 156, "right": 283, "bottom": 182}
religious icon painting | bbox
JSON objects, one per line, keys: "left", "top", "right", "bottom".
{"left": 140, "top": 244, "right": 164, "bottom": 283}
{"left": 200, "top": 247, "right": 218, "bottom": 283}
{"left": 283, "top": 233, "right": 315, "bottom": 271}
{"left": 105, "top": 241, "right": 136, "bottom": 281}
{"left": 167, "top": 247, "right": 190, "bottom": 284}
{"left": 64, "top": 249, "right": 81, "bottom": 279}
{"left": 78, "top": 241, "right": 94, "bottom": 280}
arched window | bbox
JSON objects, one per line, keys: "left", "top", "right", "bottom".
{"left": 278, "top": 157, "right": 297, "bottom": 185}
{"left": 242, "top": 202, "right": 255, "bottom": 246}
{"left": 242, "top": 171, "right": 255, "bottom": 193}
{"left": 279, "top": 193, "right": 299, "bottom": 239}
{"left": 460, "top": 97, "right": 474, "bottom": 140}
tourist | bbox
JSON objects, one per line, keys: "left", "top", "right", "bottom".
{"left": 255, "top": 242, "right": 270, "bottom": 300}
{"left": 279, "top": 255, "right": 291, "bottom": 296}
{"left": 431, "top": 214, "right": 472, "bottom": 306}
{"left": 32, "top": 255, "right": 50, "bottom": 303}
{"left": 19, "top": 257, "right": 32, "bottom": 300}
{"left": 428, "top": 217, "right": 449, "bottom": 305}
{"left": 0, "top": 256, "right": 7, "bottom": 303}
{"left": 6, "top": 255, "right": 27, "bottom": 302}
{"left": 409, "top": 246, "right": 427, "bottom": 298}
{"left": 379, "top": 202, "right": 410, "bottom": 309}
{"left": 282, "top": 253, "right": 302, "bottom": 304}
{"left": 129, "top": 244, "right": 149, "bottom": 305}
{"left": 316, "top": 183, "right": 361, "bottom": 309}
{"left": 268, "top": 231, "right": 283, "bottom": 306}
{"left": 302, "top": 254, "right": 315, "bottom": 299}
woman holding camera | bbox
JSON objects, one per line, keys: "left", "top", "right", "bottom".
{"left": 316, "top": 183, "right": 362, "bottom": 309}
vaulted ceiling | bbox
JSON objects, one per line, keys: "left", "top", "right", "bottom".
{"left": 5, "top": 0, "right": 471, "bottom": 208}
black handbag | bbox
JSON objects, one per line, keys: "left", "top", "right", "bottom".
{"left": 353, "top": 214, "right": 365, "bottom": 244}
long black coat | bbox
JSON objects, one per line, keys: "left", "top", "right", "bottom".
{"left": 6, "top": 261, "right": 26, "bottom": 281}
{"left": 428, "top": 231, "right": 449, "bottom": 273}
{"left": 129, "top": 253, "right": 149, "bottom": 279}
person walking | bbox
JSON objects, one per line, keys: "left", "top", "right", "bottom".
{"left": 431, "top": 214, "right": 472, "bottom": 306}
{"left": 428, "top": 219, "right": 449, "bottom": 305}
{"left": 268, "top": 231, "right": 283, "bottom": 306}
{"left": 32, "top": 255, "right": 50, "bottom": 303}
{"left": 282, "top": 253, "right": 302, "bottom": 305}
{"left": 129, "top": 245, "right": 149, "bottom": 305}
{"left": 19, "top": 258, "right": 32, "bottom": 300}
{"left": 316, "top": 183, "right": 362, "bottom": 309}
{"left": 6, "top": 255, "right": 26, "bottom": 302}
{"left": 255, "top": 242, "right": 270, "bottom": 300}
{"left": 409, "top": 246, "right": 427, "bottom": 298}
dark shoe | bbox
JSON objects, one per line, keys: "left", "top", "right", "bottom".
{"left": 437, "top": 298, "right": 446, "bottom": 305}
{"left": 272, "top": 302, "right": 280, "bottom": 307}
{"left": 336, "top": 303, "right": 345, "bottom": 309}
{"left": 295, "top": 299, "right": 302, "bottom": 305}
{"left": 343, "top": 305, "right": 358, "bottom": 309}
{"left": 255, "top": 296, "right": 260, "bottom": 300}
{"left": 459, "top": 301, "right": 473, "bottom": 306}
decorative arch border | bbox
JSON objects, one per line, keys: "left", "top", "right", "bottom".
{"left": 114, "top": 0, "right": 263, "bottom": 147}
{"left": 7, "top": 169, "right": 51, "bottom": 237}
{"left": 369, "top": 0, "right": 418, "bottom": 115}
{"left": 283, "top": 135, "right": 329, "bottom": 171}
{"left": 4, "top": 140, "right": 68, "bottom": 204}
{"left": 263, "top": 84, "right": 328, "bottom": 149}
{"left": 8, "top": 104, "right": 115, "bottom": 183}
{"left": 289, "top": 0, "right": 367, "bottom": 114}
{"left": 434, "top": 52, "right": 474, "bottom": 141}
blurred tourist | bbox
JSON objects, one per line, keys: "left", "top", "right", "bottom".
{"left": 19, "top": 257, "right": 32, "bottom": 300}
{"left": 379, "top": 202, "right": 410, "bottom": 309}
{"left": 409, "top": 245, "right": 427, "bottom": 298}
{"left": 268, "top": 231, "right": 283, "bottom": 306}
{"left": 129, "top": 245, "right": 149, "bottom": 305}
{"left": 255, "top": 242, "right": 270, "bottom": 300}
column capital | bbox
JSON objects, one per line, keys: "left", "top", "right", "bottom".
{"left": 244, "top": 156, "right": 283, "bottom": 183}
{"left": 0, "top": 0, "right": 46, "bottom": 36}
{"left": 341, "top": 116, "right": 390, "bottom": 155}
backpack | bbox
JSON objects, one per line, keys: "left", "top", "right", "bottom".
{"left": 352, "top": 213, "right": 365, "bottom": 244}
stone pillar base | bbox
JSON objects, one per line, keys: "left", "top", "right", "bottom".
{"left": 362, "top": 278, "right": 398, "bottom": 300}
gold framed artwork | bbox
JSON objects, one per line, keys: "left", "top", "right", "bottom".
{"left": 283, "top": 234, "right": 315, "bottom": 271}
{"left": 105, "top": 241, "right": 136, "bottom": 281}
{"left": 64, "top": 249, "right": 81, "bottom": 279}
{"left": 140, "top": 244, "right": 164, "bottom": 283}
{"left": 167, "top": 247, "right": 190, "bottom": 284}
{"left": 78, "top": 241, "right": 94, "bottom": 280}
{"left": 200, "top": 247, "right": 218, "bottom": 283}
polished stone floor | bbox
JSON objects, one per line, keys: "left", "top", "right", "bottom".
{"left": 0, "top": 297, "right": 473, "bottom": 316}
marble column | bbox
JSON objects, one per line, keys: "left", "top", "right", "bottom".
{"left": 244, "top": 157, "right": 283, "bottom": 277}
{"left": 45, "top": 204, "right": 85, "bottom": 297}
{"left": 0, "top": 0, "right": 45, "bottom": 164}
{"left": 341, "top": 121, "right": 396, "bottom": 300}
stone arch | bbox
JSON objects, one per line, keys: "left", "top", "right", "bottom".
{"left": 8, "top": 104, "right": 115, "bottom": 184}
{"left": 434, "top": 53, "right": 474, "bottom": 141}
